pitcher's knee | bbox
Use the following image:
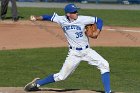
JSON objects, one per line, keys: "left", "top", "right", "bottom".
{"left": 54, "top": 73, "right": 67, "bottom": 82}
{"left": 58, "top": 76, "right": 67, "bottom": 81}
{"left": 99, "top": 60, "right": 110, "bottom": 74}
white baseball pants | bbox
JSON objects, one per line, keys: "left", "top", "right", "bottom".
{"left": 54, "top": 48, "right": 110, "bottom": 82}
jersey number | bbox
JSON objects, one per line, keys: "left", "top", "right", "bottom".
{"left": 75, "top": 32, "right": 83, "bottom": 38}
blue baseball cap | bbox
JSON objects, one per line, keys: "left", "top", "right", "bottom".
{"left": 64, "top": 4, "right": 80, "bottom": 13}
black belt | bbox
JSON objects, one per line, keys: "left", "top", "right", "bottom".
{"left": 70, "top": 45, "right": 89, "bottom": 50}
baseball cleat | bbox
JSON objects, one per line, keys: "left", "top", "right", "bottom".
{"left": 24, "top": 78, "right": 40, "bottom": 91}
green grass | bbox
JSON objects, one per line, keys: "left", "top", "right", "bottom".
{"left": 0, "top": 47, "right": 140, "bottom": 93}
{"left": 6, "top": 7, "right": 140, "bottom": 27}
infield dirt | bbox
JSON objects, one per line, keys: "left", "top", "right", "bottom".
{"left": 0, "top": 20, "right": 140, "bottom": 50}
{"left": 0, "top": 87, "right": 124, "bottom": 93}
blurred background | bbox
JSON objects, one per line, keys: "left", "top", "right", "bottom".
{"left": 17, "top": 0, "right": 140, "bottom": 4}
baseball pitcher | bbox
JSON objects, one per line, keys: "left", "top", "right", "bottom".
{"left": 24, "top": 3, "right": 111, "bottom": 93}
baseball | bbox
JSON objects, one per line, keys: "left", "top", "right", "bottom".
{"left": 30, "top": 15, "right": 36, "bottom": 21}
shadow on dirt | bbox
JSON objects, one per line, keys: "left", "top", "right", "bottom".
{"left": 40, "top": 88, "right": 114, "bottom": 93}
{"left": 41, "top": 88, "right": 80, "bottom": 92}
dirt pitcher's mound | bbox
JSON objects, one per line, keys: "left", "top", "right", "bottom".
{"left": 0, "top": 20, "right": 140, "bottom": 50}
{"left": 0, "top": 87, "right": 124, "bottom": 93}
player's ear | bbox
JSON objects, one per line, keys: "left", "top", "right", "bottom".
{"left": 66, "top": 13, "right": 70, "bottom": 17}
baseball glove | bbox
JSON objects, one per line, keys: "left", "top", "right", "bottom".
{"left": 85, "top": 24, "right": 98, "bottom": 38}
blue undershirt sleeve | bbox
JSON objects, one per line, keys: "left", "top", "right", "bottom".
{"left": 41, "top": 15, "right": 53, "bottom": 21}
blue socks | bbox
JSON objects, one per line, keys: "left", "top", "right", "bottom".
{"left": 36, "top": 74, "right": 55, "bottom": 86}
{"left": 101, "top": 72, "right": 111, "bottom": 93}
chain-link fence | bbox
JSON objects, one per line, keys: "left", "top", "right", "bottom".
{"left": 17, "top": 0, "right": 140, "bottom": 4}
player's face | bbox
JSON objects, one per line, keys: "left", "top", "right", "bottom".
{"left": 67, "top": 11, "right": 78, "bottom": 20}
